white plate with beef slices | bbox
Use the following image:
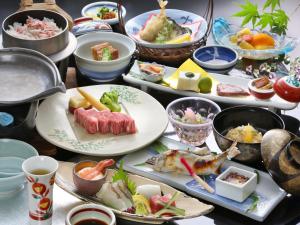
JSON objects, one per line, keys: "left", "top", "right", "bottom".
{"left": 123, "top": 60, "right": 297, "bottom": 110}
{"left": 36, "top": 84, "right": 169, "bottom": 156}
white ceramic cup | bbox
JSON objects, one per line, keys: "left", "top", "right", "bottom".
{"left": 66, "top": 203, "right": 116, "bottom": 225}
{"left": 22, "top": 156, "right": 59, "bottom": 225}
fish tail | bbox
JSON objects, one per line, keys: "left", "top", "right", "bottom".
{"left": 226, "top": 141, "right": 240, "bottom": 159}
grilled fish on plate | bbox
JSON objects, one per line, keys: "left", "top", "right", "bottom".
{"left": 149, "top": 142, "right": 240, "bottom": 175}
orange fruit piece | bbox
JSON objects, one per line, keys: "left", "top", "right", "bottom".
{"left": 239, "top": 40, "right": 255, "bottom": 50}
{"left": 250, "top": 33, "right": 275, "bottom": 49}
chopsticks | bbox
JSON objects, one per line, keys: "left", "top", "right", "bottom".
{"left": 180, "top": 157, "right": 215, "bottom": 193}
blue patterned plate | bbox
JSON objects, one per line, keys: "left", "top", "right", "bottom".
{"left": 125, "top": 9, "right": 207, "bottom": 49}
{"left": 213, "top": 17, "right": 299, "bottom": 60}
{"left": 121, "top": 136, "right": 286, "bottom": 222}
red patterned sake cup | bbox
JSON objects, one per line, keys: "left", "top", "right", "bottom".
{"left": 22, "top": 156, "right": 58, "bottom": 225}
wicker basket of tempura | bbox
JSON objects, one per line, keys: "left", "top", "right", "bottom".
{"left": 118, "top": 0, "right": 213, "bottom": 66}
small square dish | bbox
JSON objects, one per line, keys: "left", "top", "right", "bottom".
{"left": 216, "top": 166, "right": 257, "bottom": 202}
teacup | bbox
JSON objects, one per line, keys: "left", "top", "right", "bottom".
{"left": 22, "top": 156, "right": 59, "bottom": 225}
{"left": 66, "top": 203, "right": 116, "bottom": 225}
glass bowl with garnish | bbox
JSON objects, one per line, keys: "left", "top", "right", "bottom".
{"left": 166, "top": 97, "right": 221, "bottom": 146}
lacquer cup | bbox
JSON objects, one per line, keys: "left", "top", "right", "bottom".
{"left": 22, "top": 156, "right": 59, "bottom": 225}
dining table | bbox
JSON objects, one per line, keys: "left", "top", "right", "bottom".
{"left": 0, "top": 0, "right": 300, "bottom": 225}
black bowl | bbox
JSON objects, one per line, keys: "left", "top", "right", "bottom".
{"left": 213, "top": 106, "right": 285, "bottom": 163}
{"left": 0, "top": 101, "right": 38, "bottom": 140}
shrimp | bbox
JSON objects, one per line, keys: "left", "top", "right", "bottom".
{"left": 139, "top": 0, "right": 168, "bottom": 42}
{"left": 77, "top": 159, "right": 115, "bottom": 180}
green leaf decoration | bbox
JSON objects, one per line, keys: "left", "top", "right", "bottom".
{"left": 246, "top": 193, "right": 260, "bottom": 213}
{"left": 254, "top": 170, "right": 260, "bottom": 184}
{"left": 152, "top": 141, "right": 169, "bottom": 154}
{"left": 233, "top": 0, "right": 289, "bottom": 35}
{"left": 113, "top": 160, "right": 137, "bottom": 195}
{"left": 134, "top": 162, "right": 147, "bottom": 167}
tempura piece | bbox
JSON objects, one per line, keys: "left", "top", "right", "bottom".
{"left": 139, "top": 0, "right": 168, "bottom": 42}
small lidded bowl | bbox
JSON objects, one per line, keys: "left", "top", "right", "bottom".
{"left": 248, "top": 77, "right": 275, "bottom": 100}
{"left": 66, "top": 203, "right": 116, "bottom": 225}
{"left": 216, "top": 166, "right": 257, "bottom": 202}
{"left": 166, "top": 97, "right": 221, "bottom": 146}
{"left": 73, "top": 161, "right": 107, "bottom": 196}
{"left": 193, "top": 45, "right": 238, "bottom": 74}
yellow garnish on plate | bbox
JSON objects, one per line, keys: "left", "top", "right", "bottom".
{"left": 164, "top": 59, "right": 215, "bottom": 90}
{"left": 166, "top": 33, "right": 191, "bottom": 44}
{"left": 132, "top": 194, "right": 151, "bottom": 216}
{"left": 242, "top": 124, "right": 255, "bottom": 143}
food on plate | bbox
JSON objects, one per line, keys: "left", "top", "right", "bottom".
{"left": 180, "top": 157, "right": 214, "bottom": 193}
{"left": 252, "top": 76, "right": 273, "bottom": 90}
{"left": 139, "top": 0, "right": 191, "bottom": 44}
{"left": 151, "top": 142, "right": 240, "bottom": 175}
{"left": 225, "top": 124, "right": 263, "bottom": 144}
{"left": 91, "top": 42, "right": 119, "bottom": 61}
{"left": 100, "top": 90, "right": 121, "bottom": 112}
{"left": 68, "top": 96, "right": 92, "bottom": 114}
{"left": 97, "top": 180, "right": 134, "bottom": 212}
{"left": 198, "top": 76, "right": 213, "bottom": 93}
{"left": 77, "top": 159, "right": 115, "bottom": 180}
{"left": 96, "top": 161, "right": 185, "bottom": 217}
{"left": 174, "top": 107, "right": 207, "bottom": 124}
{"left": 230, "top": 28, "right": 275, "bottom": 50}
{"left": 136, "top": 184, "right": 161, "bottom": 199}
{"left": 222, "top": 172, "right": 249, "bottom": 185}
{"left": 77, "top": 88, "right": 109, "bottom": 111}
{"left": 138, "top": 62, "right": 165, "bottom": 82}
{"left": 74, "top": 108, "right": 136, "bottom": 135}
{"left": 149, "top": 192, "right": 185, "bottom": 216}
{"left": 0, "top": 112, "right": 14, "bottom": 127}
{"left": 217, "top": 83, "right": 249, "bottom": 97}
{"left": 177, "top": 72, "right": 201, "bottom": 92}
{"left": 6, "top": 16, "right": 62, "bottom": 40}
{"left": 95, "top": 7, "right": 117, "bottom": 20}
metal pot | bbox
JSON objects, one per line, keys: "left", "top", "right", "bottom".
{"left": 2, "top": 10, "right": 69, "bottom": 55}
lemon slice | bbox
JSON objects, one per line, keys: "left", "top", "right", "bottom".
{"left": 166, "top": 33, "right": 191, "bottom": 44}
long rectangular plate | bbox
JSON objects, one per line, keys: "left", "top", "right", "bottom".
{"left": 123, "top": 60, "right": 297, "bottom": 110}
{"left": 120, "top": 137, "right": 286, "bottom": 222}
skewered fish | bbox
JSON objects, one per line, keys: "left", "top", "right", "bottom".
{"left": 150, "top": 142, "right": 240, "bottom": 175}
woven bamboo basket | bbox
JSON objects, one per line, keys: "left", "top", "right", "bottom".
{"left": 117, "top": 0, "right": 214, "bottom": 66}
{"left": 18, "top": 0, "right": 73, "bottom": 29}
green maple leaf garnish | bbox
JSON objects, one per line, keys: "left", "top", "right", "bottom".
{"left": 112, "top": 160, "right": 136, "bottom": 195}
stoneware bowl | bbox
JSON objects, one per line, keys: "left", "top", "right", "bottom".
{"left": 213, "top": 106, "right": 285, "bottom": 164}
{"left": 2, "top": 10, "right": 69, "bottom": 56}
{"left": 193, "top": 45, "right": 238, "bottom": 74}
{"left": 73, "top": 161, "right": 107, "bottom": 196}
{"left": 0, "top": 139, "right": 38, "bottom": 198}
{"left": 74, "top": 32, "right": 136, "bottom": 82}
{"left": 66, "top": 203, "right": 116, "bottom": 225}
{"left": 261, "top": 129, "right": 300, "bottom": 196}
{"left": 248, "top": 78, "right": 275, "bottom": 100}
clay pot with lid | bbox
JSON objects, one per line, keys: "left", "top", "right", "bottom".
{"left": 261, "top": 129, "right": 300, "bottom": 196}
